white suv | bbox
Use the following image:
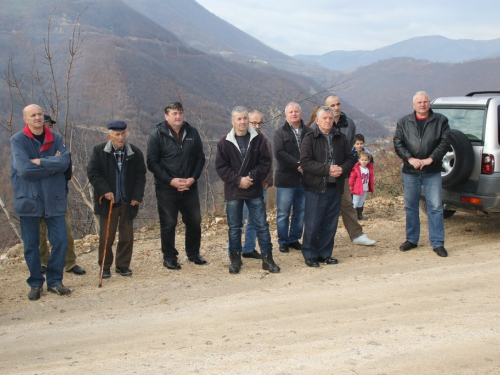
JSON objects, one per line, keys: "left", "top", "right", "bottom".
{"left": 426, "top": 91, "right": 500, "bottom": 217}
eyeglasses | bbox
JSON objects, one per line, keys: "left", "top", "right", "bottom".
{"left": 249, "top": 121, "right": 263, "bottom": 125}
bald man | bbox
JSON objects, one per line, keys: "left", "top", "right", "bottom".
{"left": 10, "top": 104, "right": 72, "bottom": 301}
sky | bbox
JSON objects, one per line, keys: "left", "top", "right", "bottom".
{"left": 196, "top": 0, "right": 500, "bottom": 56}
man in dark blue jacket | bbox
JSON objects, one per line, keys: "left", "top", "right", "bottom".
{"left": 147, "top": 102, "right": 206, "bottom": 270}
{"left": 11, "top": 104, "right": 71, "bottom": 301}
{"left": 394, "top": 91, "right": 451, "bottom": 257}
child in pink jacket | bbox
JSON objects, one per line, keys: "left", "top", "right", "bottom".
{"left": 349, "top": 151, "right": 375, "bottom": 220}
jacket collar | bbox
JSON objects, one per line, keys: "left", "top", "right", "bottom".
{"left": 158, "top": 120, "right": 190, "bottom": 136}
{"left": 282, "top": 120, "right": 305, "bottom": 131}
{"left": 104, "top": 140, "right": 134, "bottom": 156}
{"left": 411, "top": 109, "right": 435, "bottom": 123}
{"left": 23, "top": 124, "right": 55, "bottom": 152}
{"left": 312, "top": 125, "right": 341, "bottom": 138}
{"left": 225, "top": 125, "right": 258, "bottom": 151}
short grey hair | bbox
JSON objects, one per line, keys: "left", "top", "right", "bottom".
{"left": 413, "top": 91, "right": 430, "bottom": 102}
{"left": 316, "top": 105, "right": 333, "bottom": 118}
{"left": 249, "top": 110, "right": 263, "bottom": 118}
{"left": 285, "top": 102, "right": 302, "bottom": 113}
{"left": 231, "top": 106, "right": 248, "bottom": 119}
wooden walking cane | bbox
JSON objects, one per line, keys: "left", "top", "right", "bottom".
{"left": 98, "top": 196, "right": 113, "bottom": 288}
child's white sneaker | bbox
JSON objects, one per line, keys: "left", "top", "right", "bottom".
{"left": 352, "top": 234, "right": 376, "bottom": 246}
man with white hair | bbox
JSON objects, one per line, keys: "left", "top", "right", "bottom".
{"left": 87, "top": 120, "right": 147, "bottom": 278}
{"left": 273, "top": 102, "right": 312, "bottom": 253}
{"left": 394, "top": 91, "right": 451, "bottom": 257}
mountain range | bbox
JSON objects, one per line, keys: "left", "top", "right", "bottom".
{"left": 295, "top": 35, "right": 500, "bottom": 71}
{"left": 0, "top": 0, "right": 387, "bottom": 140}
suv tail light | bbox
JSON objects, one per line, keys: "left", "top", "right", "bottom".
{"left": 481, "top": 154, "right": 495, "bottom": 174}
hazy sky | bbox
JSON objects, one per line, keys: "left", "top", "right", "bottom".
{"left": 196, "top": 0, "right": 500, "bottom": 56}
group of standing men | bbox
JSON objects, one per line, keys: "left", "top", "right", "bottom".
{"left": 11, "top": 91, "right": 449, "bottom": 301}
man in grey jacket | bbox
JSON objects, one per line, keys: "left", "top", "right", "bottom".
{"left": 10, "top": 104, "right": 71, "bottom": 301}
{"left": 393, "top": 91, "right": 451, "bottom": 257}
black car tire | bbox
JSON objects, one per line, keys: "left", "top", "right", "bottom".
{"left": 441, "top": 129, "right": 474, "bottom": 188}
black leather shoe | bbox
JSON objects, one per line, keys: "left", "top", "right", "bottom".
{"left": 242, "top": 249, "right": 262, "bottom": 259}
{"left": 101, "top": 269, "right": 111, "bottom": 279}
{"left": 323, "top": 257, "right": 339, "bottom": 265}
{"left": 288, "top": 241, "right": 302, "bottom": 250}
{"left": 433, "top": 246, "right": 448, "bottom": 257}
{"left": 115, "top": 267, "right": 133, "bottom": 276}
{"left": 188, "top": 254, "right": 207, "bottom": 265}
{"left": 305, "top": 258, "right": 320, "bottom": 267}
{"left": 399, "top": 241, "right": 418, "bottom": 251}
{"left": 164, "top": 259, "right": 181, "bottom": 270}
{"left": 66, "top": 265, "right": 86, "bottom": 275}
{"left": 279, "top": 243, "right": 289, "bottom": 253}
{"left": 41, "top": 266, "right": 47, "bottom": 274}
{"left": 47, "top": 284, "right": 71, "bottom": 296}
{"left": 28, "top": 286, "right": 42, "bottom": 301}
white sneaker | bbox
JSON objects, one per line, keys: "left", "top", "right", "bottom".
{"left": 352, "top": 234, "right": 376, "bottom": 246}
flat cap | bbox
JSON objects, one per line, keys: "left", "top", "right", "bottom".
{"left": 107, "top": 120, "right": 127, "bottom": 130}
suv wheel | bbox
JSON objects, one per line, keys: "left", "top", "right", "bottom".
{"left": 419, "top": 197, "right": 456, "bottom": 219}
{"left": 441, "top": 129, "right": 474, "bottom": 188}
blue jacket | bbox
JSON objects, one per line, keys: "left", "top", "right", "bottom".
{"left": 10, "top": 125, "right": 70, "bottom": 217}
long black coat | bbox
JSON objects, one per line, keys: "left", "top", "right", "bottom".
{"left": 87, "top": 141, "right": 146, "bottom": 219}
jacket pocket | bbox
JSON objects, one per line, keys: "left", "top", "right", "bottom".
{"left": 53, "top": 189, "right": 68, "bottom": 214}
{"left": 14, "top": 190, "right": 38, "bottom": 214}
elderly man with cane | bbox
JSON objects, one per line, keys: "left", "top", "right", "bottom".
{"left": 87, "top": 121, "right": 146, "bottom": 280}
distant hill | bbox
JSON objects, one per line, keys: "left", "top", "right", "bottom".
{"left": 295, "top": 36, "right": 500, "bottom": 71}
{"left": 121, "top": 0, "right": 329, "bottom": 78}
{"left": 334, "top": 56, "right": 500, "bottom": 124}
{"left": 0, "top": 0, "right": 387, "bottom": 140}
{"left": 0, "top": 0, "right": 317, "bottom": 134}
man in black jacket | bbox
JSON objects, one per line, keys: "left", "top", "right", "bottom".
{"left": 394, "top": 91, "right": 451, "bottom": 257}
{"left": 215, "top": 106, "right": 280, "bottom": 274}
{"left": 325, "top": 95, "right": 376, "bottom": 246}
{"left": 87, "top": 121, "right": 147, "bottom": 278}
{"left": 300, "top": 106, "right": 355, "bottom": 267}
{"left": 273, "top": 102, "right": 312, "bottom": 253}
{"left": 147, "top": 102, "right": 206, "bottom": 270}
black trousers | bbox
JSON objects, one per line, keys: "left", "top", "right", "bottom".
{"left": 156, "top": 186, "right": 201, "bottom": 260}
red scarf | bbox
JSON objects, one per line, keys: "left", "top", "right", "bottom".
{"left": 23, "top": 124, "right": 54, "bottom": 152}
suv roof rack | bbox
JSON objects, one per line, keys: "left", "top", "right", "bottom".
{"left": 466, "top": 91, "right": 500, "bottom": 97}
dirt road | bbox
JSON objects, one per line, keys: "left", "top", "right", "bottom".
{"left": 1, "top": 198, "right": 499, "bottom": 374}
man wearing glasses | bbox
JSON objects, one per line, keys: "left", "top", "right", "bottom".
{"left": 273, "top": 102, "right": 312, "bottom": 253}
{"left": 240, "top": 110, "right": 274, "bottom": 260}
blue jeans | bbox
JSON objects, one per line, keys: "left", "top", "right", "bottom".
{"left": 276, "top": 185, "right": 305, "bottom": 244}
{"left": 302, "top": 187, "right": 342, "bottom": 259}
{"left": 227, "top": 197, "right": 272, "bottom": 254}
{"left": 20, "top": 215, "right": 67, "bottom": 287}
{"left": 402, "top": 172, "right": 445, "bottom": 248}
{"left": 242, "top": 190, "right": 267, "bottom": 253}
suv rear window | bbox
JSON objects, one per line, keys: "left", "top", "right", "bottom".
{"left": 432, "top": 108, "right": 484, "bottom": 141}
